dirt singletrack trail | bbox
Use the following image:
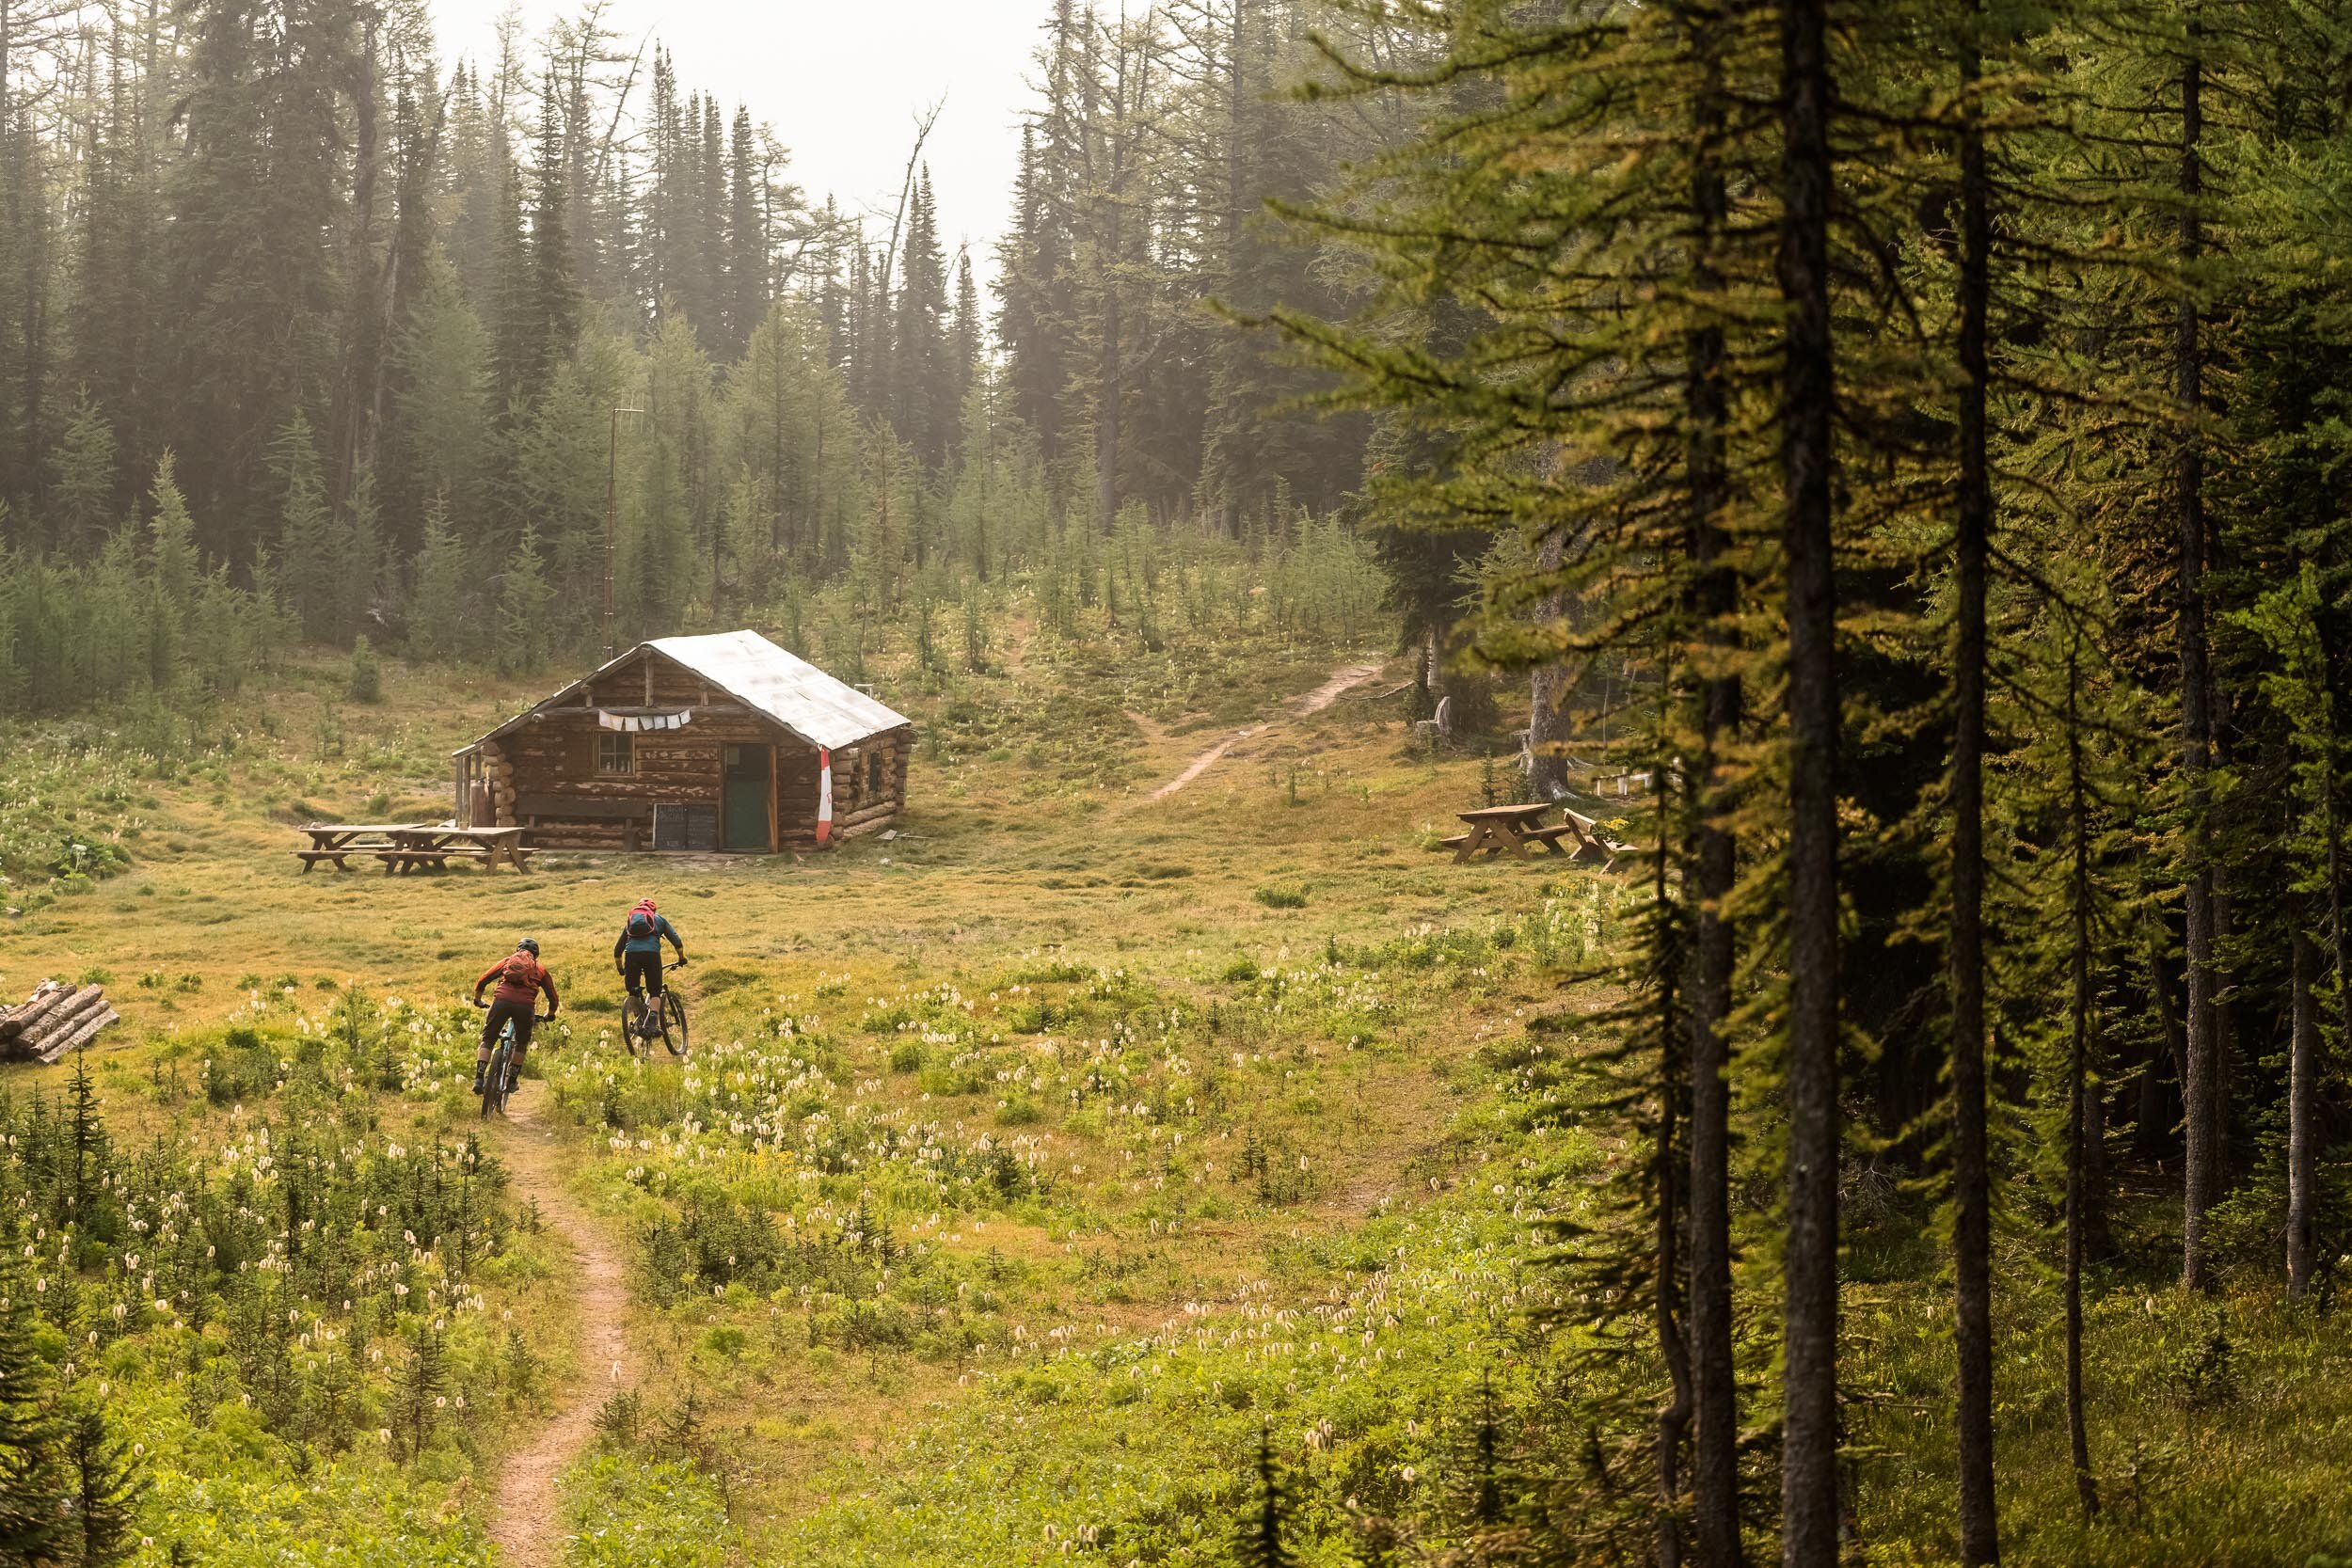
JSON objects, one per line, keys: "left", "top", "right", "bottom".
{"left": 487, "top": 1083, "right": 636, "bottom": 1568}
{"left": 1146, "top": 660, "right": 1384, "bottom": 802}
{"left": 1293, "top": 660, "right": 1384, "bottom": 718}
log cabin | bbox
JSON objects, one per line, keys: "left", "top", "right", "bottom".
{"left": 453, "top": 630, "right": 913, "bottom": 851}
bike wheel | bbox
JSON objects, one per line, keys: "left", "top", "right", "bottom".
{"left": 481, "top": 1043, "right": 510, "bottom": 1118}
{"left": 661, "top": 990, "right": 689, "bottom": 1056}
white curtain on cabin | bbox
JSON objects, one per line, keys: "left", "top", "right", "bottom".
{"left": 596, "top": 710, "right": 691, "bottom": 733}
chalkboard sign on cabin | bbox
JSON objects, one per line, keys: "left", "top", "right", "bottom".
{"left": 652, "top": 803, "right": 719, "bottom": 852}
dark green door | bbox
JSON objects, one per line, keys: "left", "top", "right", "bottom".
{"left": 722, "top": 745, "right": 770, "bottom": 850}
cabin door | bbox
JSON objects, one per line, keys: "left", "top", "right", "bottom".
{"left": 722, "top": 745, "right": 771, "bottom": 850}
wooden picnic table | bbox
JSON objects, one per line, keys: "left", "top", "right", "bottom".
{"left": 379, "top": 825, "right": 535, "bottom": 875}
{"left": 1439, "top": 803, "right": 1609, "bottom": 864}
{"left": 1446, "top": 802, "right": 1560, "bottom": 863}
{"left": 294, "top": 823, "right": 426, "bottom": 872}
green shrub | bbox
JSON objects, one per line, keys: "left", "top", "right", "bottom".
{"left": 1253, "top": 881, "right": 1309, "bottom": 910}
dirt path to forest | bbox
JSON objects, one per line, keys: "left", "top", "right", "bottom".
{"left": 487, "top": 1084, "right": 637, "bottom": 1568}
{"left": 1145, "top": 660, "right": 1385, "bottom": 802}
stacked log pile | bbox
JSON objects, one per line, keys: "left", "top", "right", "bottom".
{"left": 0, "top": 980, "right": 119, "bottom": 1065}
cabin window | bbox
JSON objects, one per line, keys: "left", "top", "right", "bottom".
{"left": 596, "top": 733, "right": 634, "bottom": 776}
{"left": 867, "top": 750, "right": 885, "bottom": 795}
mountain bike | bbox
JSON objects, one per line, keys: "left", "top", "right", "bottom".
{"left": 473, "top": 1003, "right": 551, "bottom": 1117}
{"left": 621, "top": 958, "right": 689, "bottom": 1059}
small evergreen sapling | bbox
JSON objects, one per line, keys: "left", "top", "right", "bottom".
{"left": 347, "top": 636, "right": 382, "bottom": 704}
{"left": 1237, "top": 1425, "right": 1294, "bottom": 1568}
{"left": 0, "top": 1257, "right": 66, "bottom": 1562}
{"left": 62, "top": 1401, "right": 146, "bottom": 1568}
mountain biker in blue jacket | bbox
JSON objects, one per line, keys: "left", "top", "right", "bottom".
{"left": 614, "top": 897, "right": 686, "bottom": 1007}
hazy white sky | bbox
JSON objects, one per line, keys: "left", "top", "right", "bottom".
{"left": 430, "top": 0, "right": 1045, "bottom": 278}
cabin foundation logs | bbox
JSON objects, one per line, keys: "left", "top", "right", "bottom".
{"left": 478, "top": 740, "right": 517, "bottom": 826}
{"left": 828, "top": 736, "right": 911, "bottom": 834}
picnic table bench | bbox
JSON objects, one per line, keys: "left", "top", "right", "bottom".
{"left": 377, "top": 825, "right": 534, "bottom": 875}
{"left": 1444, "top": 802, "right": 1611, "bottom": 863}
{"left": 293, "top": 823, "right": 534, "bottom": 875}
{"left": 294, "top": 823, "right": 425, "bottom": 872}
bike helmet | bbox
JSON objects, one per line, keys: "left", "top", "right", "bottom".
{"left": 516, "top": 938, "right": 540, "bottom": 955}
{"left": 633, "top": 896, "right": 658, "bottom": 913}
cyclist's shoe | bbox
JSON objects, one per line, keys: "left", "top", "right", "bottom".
{"left": 472, "top": 1063, "right": 486, "bottom": 1095}
{"left": 505, "top": 1063, "right": 521, "bottom": 1095}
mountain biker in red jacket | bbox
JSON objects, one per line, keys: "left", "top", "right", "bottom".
{"left": 473, "top": 939, "right": 559, "bottom": 1094}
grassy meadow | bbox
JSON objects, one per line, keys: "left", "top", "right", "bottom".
{"left": 6, "top": 612, "right": 2352, "bottom": 1568}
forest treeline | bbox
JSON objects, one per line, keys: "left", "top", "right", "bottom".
{"left": 0, "top": 0, "right": 1410, "bottom": 714}
{"left": 1255, "top": 0, "right": 2352, "bottom": 1562}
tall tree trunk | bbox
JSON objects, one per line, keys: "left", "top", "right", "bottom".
{"left": 333, "top": 12, "right": 383, "bottom": 509}
{"left": 1530, "top": 527, "right": 1573, "bottom": 800}
{"left": 2176, "top": 38, "right": 2217, "bottom": 1295}
{"left": 1094, "top": 30, "right": 1129, "bottom": 530}
{"left": 1657, "top": 769, "right": 1693, "bottom": 1568}
{"left": 1777, "top": 0, "right": 1842, "bottom": 1555}
{"left": 1683, "top": 9, "right": 1742, "bottom": 1557}
{"left": 2289, "top": 929, "right": 2316, "bottom": 1299}
{"left": 1215, "top": 0, "right": 1247, "bottom": 536}
{"left": 1094, "top": 249, "right": 1121, "bottom": 528}
{"left": 2210, "top": 879, "right": 2231, "bottom": 1185}
{"left": 2063, "top": 642, "right": 2100, "bottom": 1519}
{"left": 2146, "top": 928, "right": 2189, "bottom": 1159}
{"left": 2317, "top": 636, "right": 2348, "bottom": 1298}
{"left": 1951, "top": 16, "right": 1999, "bottom": 1560}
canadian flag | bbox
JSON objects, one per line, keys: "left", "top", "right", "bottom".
{"left": 816, "top": 748, "right": 833, "bottom": 846}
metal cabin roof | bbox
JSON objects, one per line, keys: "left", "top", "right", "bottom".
{"left": 647, "top": 629, "right": 909, "bottom": 750}
{"left": 457, "top": 629, "right": 909, "bottom": 754}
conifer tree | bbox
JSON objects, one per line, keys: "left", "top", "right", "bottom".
{"left": 1236, "top": 1427, "right": 1294, "bottom": 1568}
{"left": 267, "top": 411, "right": 350, "bottom": 641}
{"left": 0, "top": 1253, "right": 64, "bottom": 1562}
{"left": 893, "top": 168, "right": 951, "bottom": 468}
{"left": 408, "top": 491, "right": 473, "bottom": 662}
{"left": 395, "top": 256, "right": 495, "bottom": 532}
{"left": 60, "top": 1401, "right": 144, "bottom": 1568}
{"left": 142, "top": 452, "right": 199, "bottom": 688}
{"left": 950, "top": 249, "right": 981, "bottom": 421}
{"left": 496, "top": 518, "right": 553, "bottom": 673}
{"left": 724, "top": 104, "right": 766, "bottom": 356}
{"left": 50, "top": 395, "right": 119, "bottom": 555}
